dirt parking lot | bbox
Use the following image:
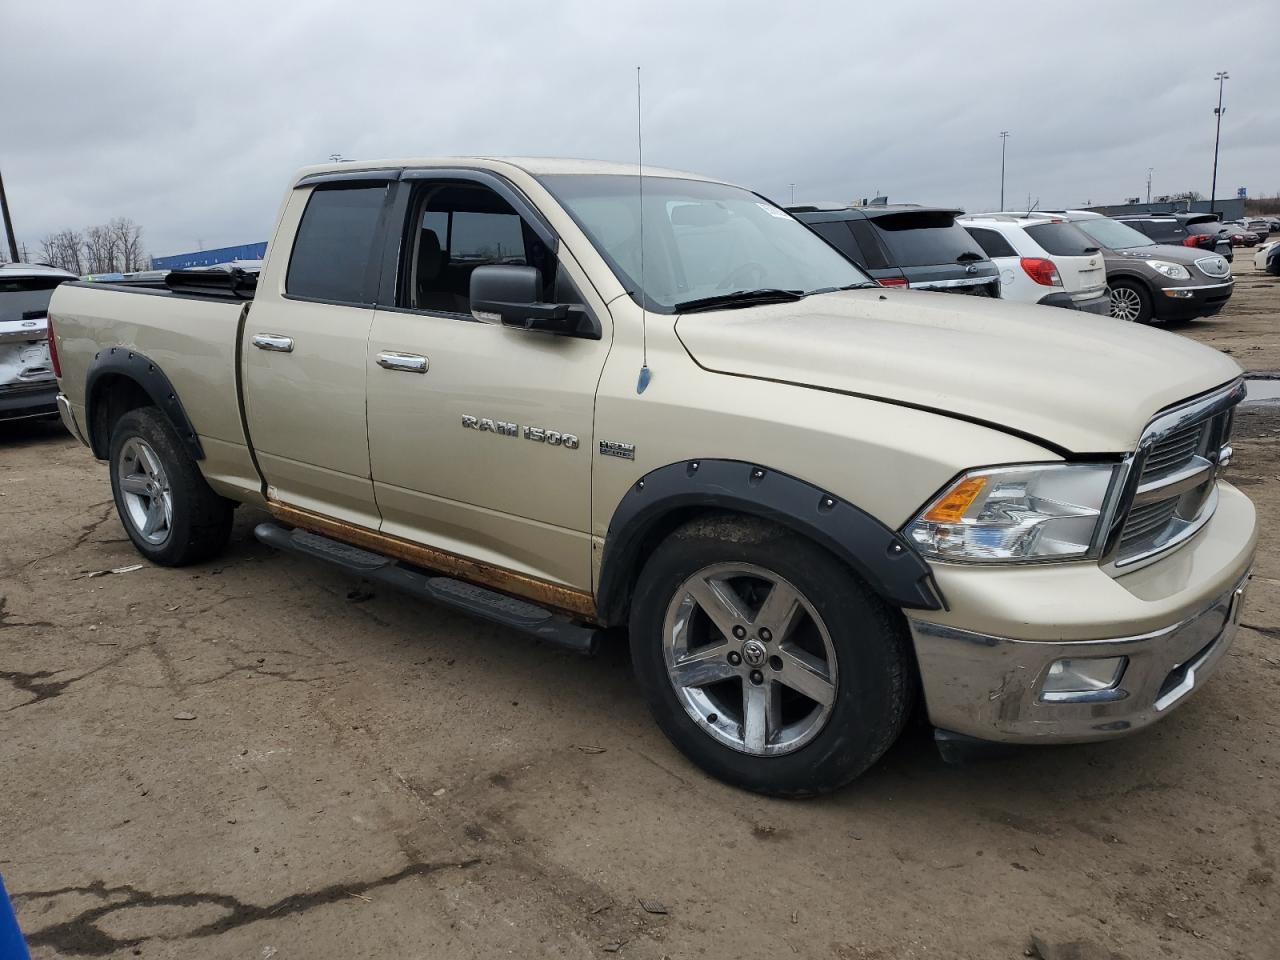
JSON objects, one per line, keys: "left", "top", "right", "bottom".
{"left": 2, "top": 263, "right": 1278, "bottom": 960}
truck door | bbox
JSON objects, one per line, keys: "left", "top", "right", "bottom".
{"left": 365, "top": 171, "right": 612, "bottom": 593}
{"left": 241, "top": 176, "right": 394, "bottom": 528}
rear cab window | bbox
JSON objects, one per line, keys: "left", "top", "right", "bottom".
{"left": 1024, "top": 222, "right": 1099, "bottom": 257}
{"left": 286, "top": 183, "right": 389, "bottom": 304}
{"left": 865, "top": 211, "right": 986, "bottom": 267}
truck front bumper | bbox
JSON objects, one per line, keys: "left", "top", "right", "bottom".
{"left": 908, "top": 481, "right": 1257, "bottom": 744}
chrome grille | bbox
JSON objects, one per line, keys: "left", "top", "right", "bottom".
{"left": 1119, "top": 498, "right": 1180, "bottom": 549}
{"left": 1194, "top": 255, "right": 1231, "bottom": 279}
{"left": 1143, "top": 422, "right": 1208, "bottom": 477}
{"left": 1111, "top": 381, "right": 1242, "bottom": 567}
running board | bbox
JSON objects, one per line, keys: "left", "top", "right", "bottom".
{"left": 253, "top": 522, "right": 599, "bottom": 655}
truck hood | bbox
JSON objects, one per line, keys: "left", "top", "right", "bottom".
{"left": 674, "top": 289, "right": 1241, "bottom": 454}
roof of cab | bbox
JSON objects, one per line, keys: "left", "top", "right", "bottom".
{"left": 290, "top": 156, "right": 724, "bottom": 184}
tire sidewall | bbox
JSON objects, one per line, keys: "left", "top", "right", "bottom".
{"left": 629, "top": 522, "right": 909, "bottom": 796}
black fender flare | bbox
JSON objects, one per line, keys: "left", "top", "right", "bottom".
{"left": 84, "top": 347, "right": 205, "bottom": 461}
{"left": 595, "top": 458, "right": 944, "bottom": 625}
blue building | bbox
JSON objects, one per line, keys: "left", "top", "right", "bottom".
{"left": 151, "top": 241, "right": 267, "bottom": 270}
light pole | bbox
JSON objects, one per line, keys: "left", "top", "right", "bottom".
{"left": 0, "top": 162, "right": 18, "bottom": 263}
{"left": 789, "top": 183, "right": 795, "bottom": 204}
{"left": 1146, "top": 167, "right": 1154, "bottom": 205}
{"left": 999, "top": 131, "right": 1009, "bottom": 210}
{"left": 1210, "top": 71, "right": 1228, "bottom": 215}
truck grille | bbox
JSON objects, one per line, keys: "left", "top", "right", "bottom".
{"left": 1112, "top": 384, "right": 1240, "bottom": 567}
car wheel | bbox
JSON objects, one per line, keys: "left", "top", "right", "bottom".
{"left": 1110, "top": 281, "right": 1153, "bottom": 323}
{"left": 108, "top": 407, "right": 234, "bottom": 566}
{"left": 629, "top": 515, "right": 914, "bottom": 797}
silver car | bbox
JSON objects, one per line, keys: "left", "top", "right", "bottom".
{"left": 1, "top": 262, "right": 77, "bottom": 422}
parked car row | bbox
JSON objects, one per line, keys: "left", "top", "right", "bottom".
{"left": 788, "top": 201, "right": 1237, "bottom": 324}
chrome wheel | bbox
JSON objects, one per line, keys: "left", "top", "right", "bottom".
{"left": 1110, "top": 285, "right": 1144, "bottom": 322}
{"left": 117, "top": 437, "right": 173, "bottom": 545}
{"left": 662, "top": 562, "right": 838, "bottom": 757}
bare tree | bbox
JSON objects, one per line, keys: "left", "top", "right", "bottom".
{"left": 109, "top": 217, "right": 146, "bottom": 272}
{"left": 40, "top": 229, "right": 86, "bottom": 274}
{"left": 36, "top": 218, "right": 147, "bottom": 275}
{"left": 82, "top": 224, "right": 120, "bottom": 274}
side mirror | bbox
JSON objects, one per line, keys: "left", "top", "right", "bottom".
{"left": 470, "top": 264, "right": 587, "bottom": 336}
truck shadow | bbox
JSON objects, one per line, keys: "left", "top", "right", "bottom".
{"left": 0, "top": 416, "right": 73, "bottom": 448}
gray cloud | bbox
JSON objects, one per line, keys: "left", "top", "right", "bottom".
{"left": 4, "top": 0, "right": 1276, "bottom": 260}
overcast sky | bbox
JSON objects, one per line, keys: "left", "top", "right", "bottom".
{"left": 4, "top": 1, "right": 1277, "bottom": 259}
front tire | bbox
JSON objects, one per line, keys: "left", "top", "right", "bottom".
{"left": 1110, "top": 280, "right": 1153, "bottom": 323}
{"left": 108, "top": 407, "right": 234, "bottom": 566}
{"left": 629, "top": 516, "right": 913, "bottom": 797}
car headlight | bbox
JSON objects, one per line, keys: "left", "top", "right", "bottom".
{"left": 1144, "top": 260, "right": 1191, "bottom": 280}
{"left": 905, "top": 464, "right": 1118, "bottom": 563}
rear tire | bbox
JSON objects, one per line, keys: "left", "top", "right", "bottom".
{"left": 628, "top": 515, "right": 914, "bottom": 797}
{"left": 108, "top": 407, "right": 234, "bottom": 566}
{"left": 1110, "top": 280, "right": 1154, "bottom": 323}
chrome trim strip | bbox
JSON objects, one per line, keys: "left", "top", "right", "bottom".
{"left": 1164, "top": 281, "right": 1235, "bottom": 291}
{"left": 909, "top": 276, "right": 999, "bottom": 290}
{"left": 1131, "top": 455, "right": 1213, "bottom": 505}
{"left": 56, "top": 393, "right": 89, "bottom": 446}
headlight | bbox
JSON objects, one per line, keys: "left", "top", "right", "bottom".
{"left": 905, "top": 464, "right": 1117, "bottom": 563}
{"left": 1144, "top": 260, "right": 1191, "bottom": 280}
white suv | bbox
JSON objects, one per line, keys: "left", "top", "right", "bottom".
{"left": 958, "top": 213, "right": 1110, "bottom": 314}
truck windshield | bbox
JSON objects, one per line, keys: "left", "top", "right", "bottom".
{"left": 539, "top": 174, "right": 870, "bottom": 313}
{"left": 0, "top": 276, "right": 65, "bottom": 324}
{"left": 1072, "top": 217, "right": 1154, "bottom": 251}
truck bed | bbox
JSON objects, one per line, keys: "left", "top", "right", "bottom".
{"left": 51, "top": 279, "right": 264, "bottom": 503}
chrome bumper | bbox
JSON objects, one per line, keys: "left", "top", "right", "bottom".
{"left": 909, "top": 573, "right": 1249, "bottom": 743}
{"left": 56, "top": 393, "right": 89, "bottom": 446}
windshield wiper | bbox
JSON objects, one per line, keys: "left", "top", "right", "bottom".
{"left": 955, "top": 251, "right": 984, "bottom": 262}
{"left": 674, "top": 288, "right": 806, "bottom": 313}
{"left": 805, "top": 281, "right": 879, "bottom": 295}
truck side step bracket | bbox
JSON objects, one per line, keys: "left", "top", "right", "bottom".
{"left": 253, "top": 522, "right": 599, "bottom": 655}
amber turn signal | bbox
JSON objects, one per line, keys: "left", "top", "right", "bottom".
{"left": 922, "top": 476, "right": 987, "bottom": 523}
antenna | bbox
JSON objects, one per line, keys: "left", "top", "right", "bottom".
{"left": 635, "top": 66, "right": 651, "bottom": 395}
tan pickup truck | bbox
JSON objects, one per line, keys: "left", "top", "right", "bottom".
{"left": 49, "top": 158, "right": 1256, "bottom": 795}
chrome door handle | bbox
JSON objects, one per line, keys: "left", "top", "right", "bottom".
{"left": 252, "top": 333, "right": 294, "bottom": 353}
{"left": 377, "top": 351, "right": 429, "bottom": 374}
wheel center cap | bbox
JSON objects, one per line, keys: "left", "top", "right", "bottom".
{"left": 741, "top": 639, "right": 767, "bottom": 667}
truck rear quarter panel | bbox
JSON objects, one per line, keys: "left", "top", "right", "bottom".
{"left": 51, "top": 283, "right": 262, "bottom": 503}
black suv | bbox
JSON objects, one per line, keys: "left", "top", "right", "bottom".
{"left": 1115, "top": 213, "right": 1234, "bottom": 262}
{"left": 787, "top": 204, "right": 1000, "bottom": 295}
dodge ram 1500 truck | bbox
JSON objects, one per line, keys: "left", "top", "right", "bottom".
{"left": 49, "top": 158, "right": 1256, "bottom": 796}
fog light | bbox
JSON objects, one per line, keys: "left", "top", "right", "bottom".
{"left": 1163, "top": 289, "right": 1194, "bottom": 299}
{"left": 1041, "top": 656, "right": 1127, "bottom": 702}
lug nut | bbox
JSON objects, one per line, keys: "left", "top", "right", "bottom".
{"left": 749, "top": 670, "right": 764, "bottom": 685}
{"left": 728, "top": 651, "right": 742, "bottom": 666}
{"left": 758, "top": 628, "right": 772, "bottom": 642}
{"left": 732, "top": 625, "right": 747, "bottom": 639}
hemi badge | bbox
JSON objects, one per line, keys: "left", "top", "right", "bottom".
{"left": 599, "top": 440, "right": 635, "bottom": 460}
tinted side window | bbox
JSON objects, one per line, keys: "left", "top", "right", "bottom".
{"left": 286, "top": 184, "right": 387, "bottom": 303}
{"left": 1024, "top": 222, "right": 1099, "bottom": 256}
{"left": 809, "top": 221, "right": 864, "bottom": 264}
{"left": 965, "top": 227, "right": 1018, "bottom": 259}
{"left": 846, "top": 220, "right": 892, "bottom": 270}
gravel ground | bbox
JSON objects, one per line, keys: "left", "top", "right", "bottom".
{"left": 1, "top": 262, "right": 1277, "bottom": 960}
